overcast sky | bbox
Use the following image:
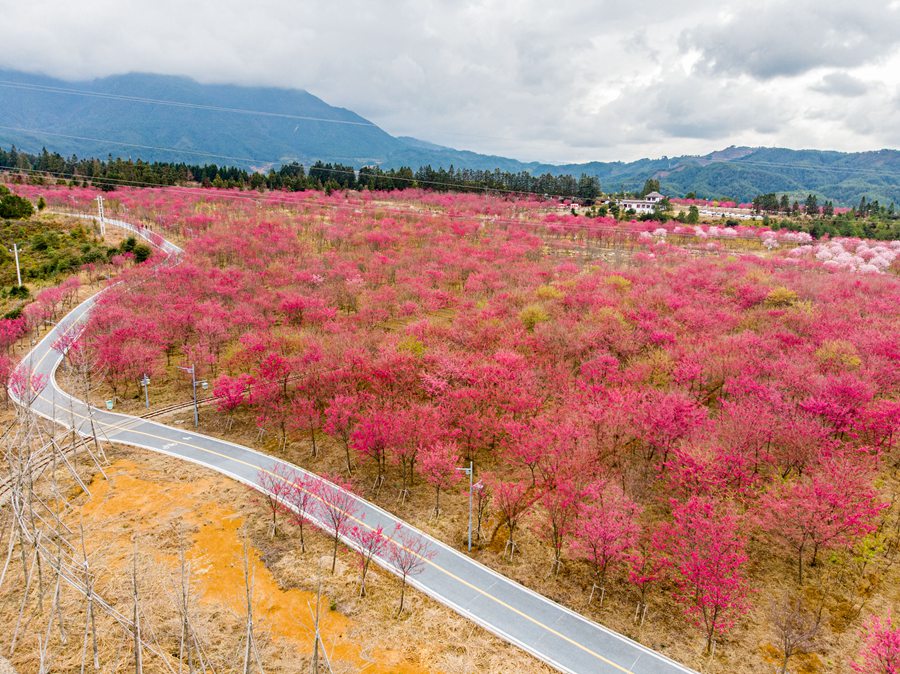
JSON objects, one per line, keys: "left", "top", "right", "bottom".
{"left": 2, "top": 0, "right": 899, "bottom": 163}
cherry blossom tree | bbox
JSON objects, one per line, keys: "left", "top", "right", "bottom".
{"left": 759, "top": 451, "right": 886, "bottom": 583}
{"left": 387, "top": 529, "right": 434, "bottom": 616}
{"left": 213, "top": 373, "right": 252, "bottom": 429}
{"left": 852, "top": 614, "right": 900, "bottom": 674}
{"left": 257, "top": 465, "right": 295, "bottom": 538}
{"left": 324, "top": 393, "right": 362, "bottom": 474}
{"left": 488, "top": 475, "right": 536, "bottom": 561}
{"left": 289, "top": 396, "right": 323, "bottom": 458}
{"left": 286, "top": 472, "right": 316, "bottom": 553}
{"left": 316, "top": 475, "right": 359, "bottom": 573}
{"left": 9, "top": 365, "right": 47, "bottom": 408}
{"left": 573, "top": 482, "right": 641, "bottom": 603}
{"left": 419, "top": 441, "right": 462, "bottom": 516}
{"left": 351, "top": 410, "right": 392, "bottom": 490}
{"left": 628, "top": 530, "right": 667, "bottom": 626}
{"left": 0, "top": 317, "right": 26, "bottom": 354}
{"left": 661, "top": 496, "right": 749, "bottom": 653}
{"left": 348, "top": 522, "right": 390, "bottom": 597}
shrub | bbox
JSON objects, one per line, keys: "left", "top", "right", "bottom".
{"left": 535, "top": 284, "right": 563, "bottom": 300}
{"left": 764, "top": 286, "right": 799, "bottom": 308}
{"left": 519, "top": 303, "right": 549, "bottom": 331}
{"left": 133, "top": 243, "right": 152, "bottom": 263}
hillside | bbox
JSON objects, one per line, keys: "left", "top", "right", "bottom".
{"left": 0, "top": 69, "right": 402, "bottom": 167}
{"left": 1, "top": 70, "right": 899, "bottom": 204}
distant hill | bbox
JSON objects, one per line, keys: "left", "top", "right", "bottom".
{"left": 1, "top": 70, "right": 898, "bottom": 205}
{"left": 0, "top": 69, "right": 402, "bottom": 168}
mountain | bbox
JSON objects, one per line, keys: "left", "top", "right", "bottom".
{"left": 1, "top": 70, "right": 898, "bottom": 205}
{"left": 0, "top": 69, "right": 402, "bottom": 167}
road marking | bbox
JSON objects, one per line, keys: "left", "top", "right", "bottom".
{"left": 29, "top": 304, "right": 646, "bottom": 673}
{"left": 41, "top": 392, "right": 635, "bottom": 674}
{"left": 17, "top": 220, "right": 696, "bottom": 674}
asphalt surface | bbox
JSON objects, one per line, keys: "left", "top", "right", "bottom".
{"left": 12, "top": 216, "right": 697, "bottom": 674}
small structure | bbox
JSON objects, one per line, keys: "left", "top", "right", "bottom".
{"left": 618, "top": 191, "right": 666, "bottom": 214}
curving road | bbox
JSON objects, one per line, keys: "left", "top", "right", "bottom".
{"left": 12, "top": 214, "right": 696, "bottom": 674}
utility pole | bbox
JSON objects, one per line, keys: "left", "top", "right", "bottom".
{"left": 456, "top": 461, "right": 474, "bottom": 552}
{"left": 96, "top": 195, "right": 106, "bottom": 237}
{"left": 177, "top": 364, "right": 206, "bottom": 428}
{"left": 12, "top": 243, "right": 22, "bottom": 287}
{"left": 140, "top": 374, "right": 150, "bottom": 409}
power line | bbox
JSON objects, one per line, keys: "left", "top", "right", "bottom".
{"left": 3, "top": 79, "right": 899, "bottom": 185}
{"left": 6, "top": 166, "right": 810, "bottom": 262}
{"left": 711, "top": 158, "right": 900, "bottom": 180}
{"left": 6, "top": 80, "right": 898, "bottom": 196}
{"left": 0, "top": 125, "right": 263, "bottom": 165}
{"left": 0, "top": 80, "right": 379, "bottom": 127}
{"left": 1, "top": 166, "right": 677, "bottom": 242}
{"left": 0, "top": 130, "right": 598, "bottom": 199}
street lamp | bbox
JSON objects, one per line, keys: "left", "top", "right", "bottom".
{"left": 96, "top": 195, "right": 106, "bottom": 237}
{"left": 140, "top": 374, "right": 151, "bottom": 409}
{"left": 9, "top": 243, "right": 22, "bottom": 287}
{"left": 177, "top": 363, "right": 207, "bottom": 428}
{"left": 456, "top": 461, "right": 474, "bottom": 553}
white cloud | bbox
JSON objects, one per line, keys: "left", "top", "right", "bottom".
{"left": 683, "top": 0, "right": 900, "bottom": 79}
{"left": 0, "top": 0, "right": 898, "bottom": 162}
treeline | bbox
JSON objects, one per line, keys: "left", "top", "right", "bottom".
{"left": 751, "top": 193, "right": 838, "bottom": 217}
{"left": 750, "top": 191, "right": 899, "bottom": 240}
{"left": 0, "top": 146, "right": 601, "bottom": 201}
{"left": 752, "top": 191, "right": 897, "bottom": 219}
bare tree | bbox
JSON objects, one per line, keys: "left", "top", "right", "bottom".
{"left": 386, "top": 530, "right": 433, "bottom": 616}
{"left": 239, "top": 538, "right": 266, "bottom": 674}
{"left": 316, "top": 478, "right": 358, "bottom": 574}
{"left": 257, "top": 465, "right": 294, "bottom": 539}
{"left": 242, "top": 540, "right": 255, "bottom": 674}
{"left": 287, "top": 472, "right": 316, "bottom": 554}
{"left": 175, "top": 544, "right": 196, "bottom": 674}
{"left": 132, "top": 538, "right": 144, "bottom": 674}
{"left": 348, "top": 522, "right": 390, "bottom": 598}
{"left": 770, "top": 593, "right": 822, "bottom": 674}
{"left": 80, "top": 525, "right": 100, "bottom": 672}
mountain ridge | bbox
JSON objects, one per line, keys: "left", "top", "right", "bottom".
{"left": 0, "top": 70, "right": 898, "bottom": 205}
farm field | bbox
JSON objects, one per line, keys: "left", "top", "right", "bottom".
{"left": 2, "top": 183, "right": 900, "bottom": 673}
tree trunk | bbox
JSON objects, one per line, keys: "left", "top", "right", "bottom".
{"left": 396, "top": 576, "right": 407, "bottom": 616}
{"left": 343, "top": 439, "right": 353, "bottom": 475}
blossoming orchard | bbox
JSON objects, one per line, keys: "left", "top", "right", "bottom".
{"left": 5, "top": 182, "right": 900, "bottom": 670}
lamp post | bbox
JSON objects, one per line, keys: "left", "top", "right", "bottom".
{"left": 11, "top": 243, "right": 22, "bottom": 287}
{"left": 177, "top": 364, "right": 206, "bottom": 428}
{"left": 96, "top": 195, "right": 106, "bottom": 237}
{"left": 456, "top": 461, "right": 474, "bottom": 552}
{"left": 140, "top": 374, "right": 150, "bottom": 409}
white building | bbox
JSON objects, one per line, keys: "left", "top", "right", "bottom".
{"left": 618, "top": 191, "right": 666, "bottom": 214}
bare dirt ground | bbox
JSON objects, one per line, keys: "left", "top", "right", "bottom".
{"left": 4, "top": 214, "right": 898, "bottom": 673}
{"left": 0, "top": 444, "right": 552, "bottom": 673}
{"left": 35, "top": 378, "right": 899, "bottom": 674}
{"left": 40, "top": 269, "right": 900, "bottom": 674}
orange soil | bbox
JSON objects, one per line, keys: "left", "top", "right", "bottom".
{"left": 79, "top": 459, "right": 432, "bottom": 673}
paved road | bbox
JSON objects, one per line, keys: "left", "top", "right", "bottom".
{"left": 12, "top": 215, "right": 697, "bottom": 674}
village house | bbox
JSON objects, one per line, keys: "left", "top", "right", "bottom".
{"left": 618, "top": 191, "right": 666, "bottom": 214}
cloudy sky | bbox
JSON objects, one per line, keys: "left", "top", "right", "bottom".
{"left": 2, "top": 0, "right": 899, "bottom": 163}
